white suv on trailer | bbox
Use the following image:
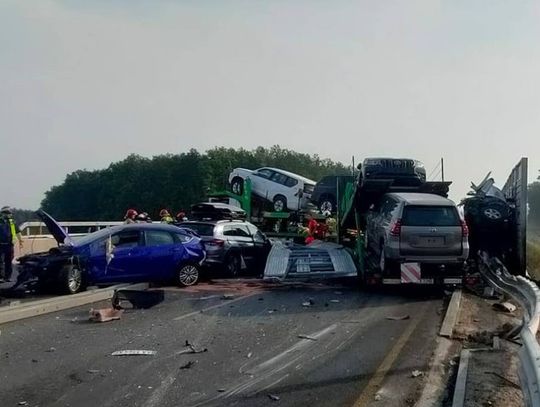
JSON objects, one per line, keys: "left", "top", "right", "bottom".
{"left": 228, "top": 167, "right": 316, "bottom": 212}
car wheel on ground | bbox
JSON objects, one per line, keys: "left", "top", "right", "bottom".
{"left": 225, "top": 253, "right": 241, "bottom": 277}
{"left": 58, "top": 264, "right": 84, "bottom": 294}
{"left": 231, "top": 177, "right": 244, "bottom": 196}
{"left": 273, "top": 195, "right": 287, "bottom": 212}
{"left": 177, "top": 264, "right": 200, "bottom": 287}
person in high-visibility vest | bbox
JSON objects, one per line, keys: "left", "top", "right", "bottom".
{"left": 0, "top": 206, "right": 23, "bottom": 282}
{"left": 159, "top": 209, "right": 174, "bottom": 224}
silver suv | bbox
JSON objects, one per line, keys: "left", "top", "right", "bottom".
{"left": 366, "top": 193, "right": 469, "bottom": 275}
{"left": 180, "top": 220, "right": 271, "bottom": 276}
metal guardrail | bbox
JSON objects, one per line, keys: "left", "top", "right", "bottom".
{"left": 478, "top": 252, "right": 540, "bottom": 407}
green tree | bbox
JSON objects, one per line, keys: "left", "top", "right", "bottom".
{"left": 41, "top": 146, "right": 349, "bottom": 220}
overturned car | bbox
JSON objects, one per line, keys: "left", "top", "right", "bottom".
{"left": 16, "top": 211, "right": 206, "bottom": 294}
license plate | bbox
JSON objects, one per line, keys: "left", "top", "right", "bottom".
{"left": 296, "top": 259, "right": 311, "bottom": 273}
{"left": 419, "top": 236, "right": 445, "bottom": 246}
{"left": 420, "top": 278, "right": 434, "bottom": 284}
{"left": 444, "top": 278, "right": 462, "bottom": 284}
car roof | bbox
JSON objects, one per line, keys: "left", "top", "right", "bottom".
{"left": 260, "top": 167, "right": 316, "bottom": 184}
{"left": 386, "top": 192, "right": 456, "bottom": 206}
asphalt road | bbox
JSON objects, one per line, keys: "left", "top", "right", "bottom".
{"left": 0, "top": 280, "right": 445, "bottom": 407}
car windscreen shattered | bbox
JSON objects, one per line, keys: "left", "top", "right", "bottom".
{"left": 402, "top": 206, "right": 460, "bottom": 226}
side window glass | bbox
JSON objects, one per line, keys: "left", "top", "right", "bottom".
{"left": 285, "top": 177, "right": 298, "bottom": 187}
{"left": 257, "top": 169, "right": 273, "bottom": 179}
{"left": 223, "top": 226, "right": 250, "bottom": 237}
{"left": 112, "top": 231, "right": 140, "bottom": 249}
{"left": 145, "top": 231, "right": 175, "bottom": 246}
{"left": 271, "top": 172, "right": 287, "bottom": 185}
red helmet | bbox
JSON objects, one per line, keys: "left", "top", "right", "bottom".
{"left": 125, "top": 209, "right": 138, "bottom": 219}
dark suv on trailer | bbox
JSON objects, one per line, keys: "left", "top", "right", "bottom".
{"left": 180, "top": 220, "right": 271, "bottom": 276}
{"left": 360, "top": 158, "right": 426, "bottom": 187}
{"left": 311, "top": 175, "right": 355, "bottom": 213}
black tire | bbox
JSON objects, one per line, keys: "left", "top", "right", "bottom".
{"left": 58, "top": 264, "right": 85, "bottom": 294}
{"left": 177, "top": 264, "right": 200, "bottom": 287}
{"left": 225, "top": 253, "right": 241, "bottom": 277}
{"left": 231, "top": 177, "right": 244, "bottom": 196}
{"left": 319, "top": 195, "right": 336, "bottom": 213}
{"left": 273, "top": 195, "right": 287, "bottom": 212}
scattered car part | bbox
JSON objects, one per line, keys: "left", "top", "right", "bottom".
{"left": 111, "top": 350, "right": 157, "bottom": 356}
{"left": 89, "top": 308, "right": 124, "bottom": 322}
{"left": 263, "top": 241, "right": 357, "bottom": 282}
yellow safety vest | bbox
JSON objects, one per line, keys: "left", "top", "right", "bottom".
{"left": 8, "top": 218, "right": 17, "bottom": 244}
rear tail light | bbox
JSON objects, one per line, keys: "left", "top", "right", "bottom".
{"left": 390, "top": 219, "right": 402, "bottom": 237}
{"left": 461, "top": 220, "right": 469, "bottom": 238}
{"left": 205, "top": 239, "right": 225, "bottom": 248}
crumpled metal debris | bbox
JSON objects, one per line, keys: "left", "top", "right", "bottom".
{"left": 176, "top": 341, "right": 208, "bottom": 355}
{"left": 492, "top": 302, "right": 517, "bottom": 313}
{"left": 89, "top": 308, "right": 124, "bottom": 323}
{"left": 298, "top": 334, "right": 317, "bottom": 341}
{"left": 268, "top": 394, "right": 280, "bottom": 401}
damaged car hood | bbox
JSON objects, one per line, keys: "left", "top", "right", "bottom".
{"left": 36, "top": 209, "right": 75, "bottom": 246}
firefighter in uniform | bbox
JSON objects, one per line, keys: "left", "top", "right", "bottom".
{"left": 0, "top": 206, "right": 23, "bottom": 282}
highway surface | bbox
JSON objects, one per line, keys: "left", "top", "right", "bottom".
{"left": 0, "top": 280, "right": 445, "bottom": 407}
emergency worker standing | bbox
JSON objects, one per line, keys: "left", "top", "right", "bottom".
{"left": 0, "top": 206, "right": 23, "bottom": 282}
{"left": 159, "top": 209, "right": 174, "bottom": 224}
{"left": 124, "top": 209, "right": 138, "bottom": 224}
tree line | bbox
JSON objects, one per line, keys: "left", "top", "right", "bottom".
{"left": 41, "top": 146, "right": 351, "bottom": 221}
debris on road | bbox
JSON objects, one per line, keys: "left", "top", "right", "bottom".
{"left": 112, "top": 289, "right": 164, "bottom": 309}
{"left": 18, "top": 402, "right": 28, "bottom": 406}
{"left": 411, "top": 370, "right": 423, "bottom": 378}
{"left": 176, "top": 341, "right": 208, "bottom": 355}
{"left": 386, "top": 315, "right": 410, "bottom": 321}
{"left": 180, "top": 361, "right": 195, "bottom": 369}
{"left": 302, "top": 298, "right": 315, "bottom": 307}
{"left": 330, "top": 299, "right": 340, "bottom": 304}
{"left": 492, "top": 302, "right": 517, "bottom": 313}
{"left": 268, "top": 394, "right": 280, "bottom": 401}
{"left": 247, "top": 352, "right": 253, "bottom": 358}
{"left": 87, "top": 369, "right": 100, "bottom": 374}
{"left": 298, "top": 334, "right": 317, "bottom": 341}
{"left": 111, "top": 350, "right": 157, "bottom": 356}
{"left": 218, "top": 389, "right": 226, "bottom": 393}
{"left": 89, "top": 308, "right": 124, "bottom": 323}
{"left": 222, "top": 294, "right": 235, "bottom": 300}
{"left": 374, "top": 392, "right": 382, "bottom": 401}
{"left": 45, "top": 347, "right": 56, "bottom": 352}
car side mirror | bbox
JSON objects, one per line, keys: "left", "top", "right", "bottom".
{"left": 356, "top": 163, "right": 362, "bottom": 170}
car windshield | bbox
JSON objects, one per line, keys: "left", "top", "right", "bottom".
{"left": 402, "top": 206, "right": 460, "bottom": 226}
{"left": 182, "top": 223, "right": 215, "bottom": 236}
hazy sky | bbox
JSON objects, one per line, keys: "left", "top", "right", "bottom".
{"left": 1, "top": 0, "right": 539, "bottom": 209}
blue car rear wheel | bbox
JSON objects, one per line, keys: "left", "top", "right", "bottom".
{"left": 177, "top": 264, "right": 199, "bottom": 287}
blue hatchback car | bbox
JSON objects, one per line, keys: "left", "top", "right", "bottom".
{"left": 17, "top": 210, "right": 206, "bottom": 294}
